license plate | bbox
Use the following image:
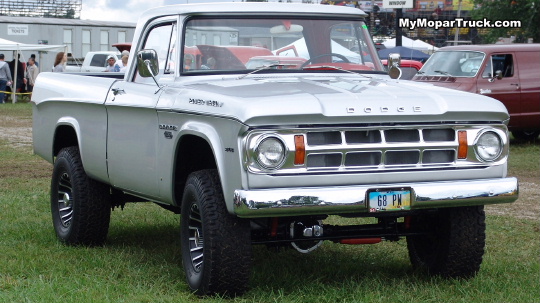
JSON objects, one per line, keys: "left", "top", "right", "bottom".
{"left": 368, "top": 188, "right": 411, "bottom": 212}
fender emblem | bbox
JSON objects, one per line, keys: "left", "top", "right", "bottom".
{"left": 159, "top": 124, "right": 178, "bottom": 131}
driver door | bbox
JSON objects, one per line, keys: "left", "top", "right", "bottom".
{"left": 477, "top": 53, "right": 521, "bottom": 128}
{"left": 105, "top": 19, "right": 177, "bottom": 199}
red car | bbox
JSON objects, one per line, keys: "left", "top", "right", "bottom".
{"left": 413, "top": 44, "right": 540, "bottom": 140}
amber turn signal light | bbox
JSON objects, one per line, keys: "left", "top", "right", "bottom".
{"left": 294, "top": 135, "right": 305, "bottom": 165}
{"left": 458, "top": 130, "right": 468, "bottom": 159}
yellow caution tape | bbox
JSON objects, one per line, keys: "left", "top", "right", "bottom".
{"left": 0, "top": 91, "right": 32, "bottom": 95}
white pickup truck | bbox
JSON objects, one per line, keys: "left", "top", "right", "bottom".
{"left": 32, "top": 3, "right": 518, "bottom": 296}
{"left": 65, "top": 51, "right": 121, "bottom": 72}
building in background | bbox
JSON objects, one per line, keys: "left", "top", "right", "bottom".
{"left": 0, "top": 16, "right": 135, "bottom": 71}
{"left": 0, "top": 0, "right": 135, "bottom": 69}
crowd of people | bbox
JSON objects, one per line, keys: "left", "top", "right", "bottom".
{"left": 0, "top": 49, "right": 130, "bottom": 103}
{"left": 103, "top": 51, "right": 130, "bottom": 72}
{"left": 0, "top": 53, "right": 40, "bottom": 103}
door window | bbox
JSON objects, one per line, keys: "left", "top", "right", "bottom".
{"left": 135, "top": 22, "right": 177, "bottom": 82}
{"left": 482, "top": 54, "right": 514, "bottom": 78}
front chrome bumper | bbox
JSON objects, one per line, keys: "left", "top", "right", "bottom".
{"left": 233, "top": 177, "right": 518, "bottom": 218}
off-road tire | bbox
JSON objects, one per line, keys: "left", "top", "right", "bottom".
{"left": 406, "top": 206, "right": 486, "bottom": 278}
{"left": 51, "top": 146, "right": 111, "bottom": 245}
{"left": 180, "top": 169, "right": 252, "bottom": 296}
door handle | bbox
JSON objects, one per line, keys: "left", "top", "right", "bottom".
{"left": 510, "top": 83, "right": 520, "bottom": 90}
{"left": 111, "top": 88, "right": 125, "bottom": 95}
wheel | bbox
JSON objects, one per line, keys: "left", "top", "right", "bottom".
{"left": 406, "top": 206, "right": 486, "bottom": 278}
{"left": 51, "top": 146, "right": 111, "bottom": 245}
{"left": 512, "top": 130, "right": 539, "bottom": 142}
{"left": 180, "top": 169, "right": 252, "bottom": 296}
{"left": 300, "top": 53, "right": 350, "bottom": 68}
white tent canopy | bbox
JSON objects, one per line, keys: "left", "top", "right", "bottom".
{"left": 0, "top": 38, "right": 66, "bottom": 103}
{"left": 382, "top": 36, "right": 439, "bottom": 53}
{"left": 0, "top": 38, "right": 66, "bottom": 52}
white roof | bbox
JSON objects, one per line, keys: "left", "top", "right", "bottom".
{"left": 0, "top": 37, "right": 65, "bottom": 52}
{"left": 0, "top": 16, "right": 135, "bottom": 28}
{"left": 138, "top": 2, "right": 367, "bottom": 23}
{"left": 383, "top": 36, "right": 439, "bottom": 52}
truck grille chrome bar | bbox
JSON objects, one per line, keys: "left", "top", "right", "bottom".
{"left": 244, "top": 125, "right": 508, "bottom": 174}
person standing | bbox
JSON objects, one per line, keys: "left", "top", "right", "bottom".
{"left": 0, "top": 54, "right": 13, "bottom": 104}
{"left": 28, "top": 54, "right": 39, "bottom": 68}
{"left": 53, "top": 52, "right": 67, "bottom": 72}
{"left": 26, "top": 57, "right": 39, "bottom": 98}
{"left": 9, "top": 54, "right": 26, "bottom": 93}
{"left": 116, "top": 50, "right": 129, "bottom": 67}
{"left": 104, "top": 56, "right": 120, "bottom": 72}
{"left": 118, "top": 55, "right": 129, "bottom": 72}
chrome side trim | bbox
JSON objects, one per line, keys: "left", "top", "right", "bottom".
{"left": 233, "top": 177, "right": 518, "bottom": 218}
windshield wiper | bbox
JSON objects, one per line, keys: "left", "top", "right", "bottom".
{"left": 301, "top": 65, "right": 371, "bottom": 78}
{"left": 416, "top": 71, "right": 425, "bottom": 75}
{"left": 434, "top": 70, "right": 453, "bottom": 76}
{"left": 237, "top": 64, "right": 297, "bottom": 80}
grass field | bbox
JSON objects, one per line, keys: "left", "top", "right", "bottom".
{"left": 0, "top": 103, "right": 538, "bottom": 303}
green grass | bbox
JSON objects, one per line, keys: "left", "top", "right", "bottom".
{"left": 508, "top": 141, "right": 540, "bottom": 179}
{"left": 1, "top": 103, "right": 539, "bottom": 302}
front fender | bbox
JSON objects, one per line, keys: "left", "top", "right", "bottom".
{"left": 160, "top": 117, "right": 247, "bottom": 213}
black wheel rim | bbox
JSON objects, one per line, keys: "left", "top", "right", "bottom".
{"left": 57, "top": 172, "right": 73, "bottom": 228}
{"left": 188, "top": 203, "right": 204, "bottom": 272}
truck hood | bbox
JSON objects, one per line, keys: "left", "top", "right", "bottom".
{"left": 163, "top": 74, "right": 509, "bottom": 126}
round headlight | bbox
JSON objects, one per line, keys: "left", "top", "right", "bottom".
{"left": 475, "top": 131, "right": 502, "bottom": 162}
{"left": 255, "top": 137, "right": 286, "bottom": 169}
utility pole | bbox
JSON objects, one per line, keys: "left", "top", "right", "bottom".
{"left": 396, "top": 8, "right": 403, "bottom": 46}
{"left": 453, "top": 0, "right": 462, "bottom": 45}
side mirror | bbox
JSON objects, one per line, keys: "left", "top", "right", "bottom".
{"left": 387, "top": 53, "right": 402, "bottom": 79}
{"left": 489, "top": 70, "right": 504, "bottom": 82}
{"left": 137, "top": 49, "right": 159, "bottom": 78}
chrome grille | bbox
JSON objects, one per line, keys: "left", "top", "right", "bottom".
{"left": 245, "top": 124, "right": 509, "bottom": 175}
{"left": 305, "top": 128, "right": 457, "bottom": 169}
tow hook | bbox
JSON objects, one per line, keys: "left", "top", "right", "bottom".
{"left": 289, "top": 221, "right": 324, "bottom": 254}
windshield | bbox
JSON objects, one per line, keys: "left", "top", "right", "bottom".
{"left": 181, "top": 17, "right": 384, "bottom": 74}
{"left": 419, "top": 51, "right": 485, "bottom": 77}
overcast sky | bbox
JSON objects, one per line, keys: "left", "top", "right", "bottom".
{"left": 80, "top": 0, "right": 240, "bottom": 23}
